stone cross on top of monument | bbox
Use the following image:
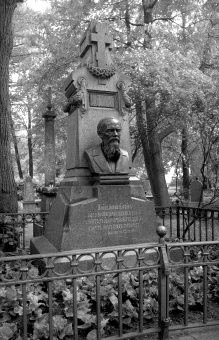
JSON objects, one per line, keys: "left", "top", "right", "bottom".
{"left": 80, "top": 21, "right": 113, "bottom": 69}
{"left": 63, "top": 20, "right": 132, "bottom": 175}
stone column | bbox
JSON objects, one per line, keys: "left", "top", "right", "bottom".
{"left": 42, "top": 88, "right": 56, "bottom": 186}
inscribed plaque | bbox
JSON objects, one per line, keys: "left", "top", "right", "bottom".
{"left": 89, "top": 91, "right": 116, "bottom": 108}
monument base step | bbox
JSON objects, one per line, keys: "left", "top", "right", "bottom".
{"left": 30, "top": 236, "right": 58, "bottom": 254}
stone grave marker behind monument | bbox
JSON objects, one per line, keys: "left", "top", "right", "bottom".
{"left": 190, "top": 178, "right": 203, "bottom": 203}
{"left": 24, "top": 176, "right": 35, "bottom": 202}
{"left": 23, "top": 176, "right": 37, "bottom": 212}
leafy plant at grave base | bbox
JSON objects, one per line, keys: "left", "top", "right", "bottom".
{"left": 169, "top": 265, "right": 219, "bottom": 315}
{"left": 0, "top": 261, "right": 218, "bottom": 339}
{"left": 0, "top": 223, "right": 20, "bottom": 253}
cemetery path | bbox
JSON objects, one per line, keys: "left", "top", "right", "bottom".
{"left": 169, "top": 325, "right": 219, "bottom": 340}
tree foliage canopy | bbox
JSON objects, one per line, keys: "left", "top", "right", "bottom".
{"left": 6, "top": 0, "right": 219, "bottom": 205}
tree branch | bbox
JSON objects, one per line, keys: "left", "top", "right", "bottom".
{"left": 158, "top": 125, "right": 175, "bottom": 143}
{"left": 152, "top": 15, "right": 177, "bottom": 23}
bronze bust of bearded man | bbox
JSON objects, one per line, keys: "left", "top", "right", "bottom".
{"left": 84, "top": 117, "right": 130, "bottom": 174}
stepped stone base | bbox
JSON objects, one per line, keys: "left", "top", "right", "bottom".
{"left": 30, "top": 176, "right": 157, "bottom": 254}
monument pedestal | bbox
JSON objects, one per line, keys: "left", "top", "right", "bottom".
{"left": 30, "top": 176, "right": 157, "bottom": 254}
{"left": 23, "top": 200, "right": 37, "bottom": 213}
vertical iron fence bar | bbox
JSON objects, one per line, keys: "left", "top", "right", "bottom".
{"left": 169, "top": 207, "right": 173, "bottom": 239}
{"left": 158, "top": 238, "right": 170, "bottom": 340}
{"left": 72, "top": 255, "right": 78, "bottom": 340}
{"left": 182, "top": 208, "right": 186, "bottom": 241}
{"left": 184, "top": 246, "right": 189, "bottom": 326}
{"left": 117, "top": 250, "right": 123, "bottom": 337}
{"left": 211, "top": 211, "right": 215, "bottom": 241}
{"left": 187, "top": 208, "right": 190, "bottom": 240}
{"left": 218, "top": 211, "right": 219, "bottom": 236}
{"left": 176, "top": 202, "right": 180, "bottom": 240}
{"left": 203, "top": 246, "right": 208, "bottom": 324}
{"left": 205, "top": 210, "right": 208, "bottom": 241}
{"left": 32, "top": 213, "right": 36, "bottom": 245}
{"left": 158, "top": 262, "right": 163, "bottom": 340}
{"left": 21, "top": 261, "right": 28, "bottom": 340}
{"left": 47, "top": 261, "right": 54, "bottom": 340}
{"left": 166, "top": 271, "right": 169, "bottom": 322}
{"left": 16, "top": 214, "right": 21, "bottom": 249}
{"left": 138, "top": 248, "right": 144, "bottom": 333}
{"left": 193, "top": 209, "right": 196, "bottom": 241}
{"left": 199, "top": 210, "right": 202, "bottom": 241}
{"left": 95, "top": 253, "right": 101, "bottom": 340}
{"left": 11, "top": 216, "right": 16, "bottom": 248}
{"left": 2, "top": 215, "right": 6, "bottom": 246}
{"left": 162, "top": 208, "right": 165, "bottom": 227}
{"left": 42, "top": 213, "right": 47, "bottom": 235}
{"left": 22, "top": 214, "right": 26, "bottom": 250}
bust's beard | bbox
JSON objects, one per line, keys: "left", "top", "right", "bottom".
{"left": 102, "top": 141, "right": 121, "bottom": 162}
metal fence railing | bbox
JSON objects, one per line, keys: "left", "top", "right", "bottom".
{"left": 0, "top": 212, "right": 48, "bottom": 251}
{"left": 0, "top": 234, "right": 218, "bottom": 340}
{"left": 165, "top": 240, "right": 219, "bottom": 336}
{"left": 156, "top": 204, "right": 219, "bottom": 241}
{"left": 0, "top": 203, "right": 218, "bottom": 253}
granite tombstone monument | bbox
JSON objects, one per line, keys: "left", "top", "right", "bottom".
{"left": 30, "top": 21, "right": 157, "bottom": 254}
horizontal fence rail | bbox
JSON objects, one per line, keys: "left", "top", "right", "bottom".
{"left": 156, "top": 204, "right": 219, "bottom": 242}
{"left": 0, "top": 240, "right": 218, "bottom": 339}
{"left": 0, "top": 212, "right": 48, "bottom": 252}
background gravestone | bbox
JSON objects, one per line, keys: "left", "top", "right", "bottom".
{"left": 190, "top": 178, "right": 203, "bottom": 204}
{"left": 30, "top": 22, "right": 157, "bottom": 254}
{"left": 33, "top": 93, "right": 57, "bottom": 237}
{"left": 23, "top": 176, "right": 37, "bottom": 212}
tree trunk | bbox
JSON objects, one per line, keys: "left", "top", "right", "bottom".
{"left": 137, "top": 0, "right": 169, "bottom": 206}
{"left": 135, "top": 95, "right": 170, "bottom": 207}
{"left": 142, "top": 0, "right": 158, "bottom": 48}
{"left": 181, "top": 128, "right": 190, "bottom": 200}
{"left": 9, "top": 111, "right": 23, "bottom": 180}
{"left": 130, "top": 0, "right": 170, "bottom": 206}
{"left": 0, "top": 0, "right": 21, "bottom": 212}
{"left": 145, "top": 98, "right": 170, "bottom": 206}
{"left": 124, "top": 0, "right": 132, "bottom": 47}
{"left": 180, "top": 9, "right": 190, "bottom": 200}
{"left": 27, "top": 106, "right": 33, "bottom": 177}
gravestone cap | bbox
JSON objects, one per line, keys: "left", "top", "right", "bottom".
{"left": 80, "top": 21, "right": 113, "bottom": 68}
{"left": 42, "top": 105, "right": 56, "bottom": 119}
{"left": 42, "top": 87, "right": 56, "bottom": 119}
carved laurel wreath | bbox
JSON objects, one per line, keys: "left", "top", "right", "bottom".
{"left": 87, "top": 63, "right": 116, "bottom": 79}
